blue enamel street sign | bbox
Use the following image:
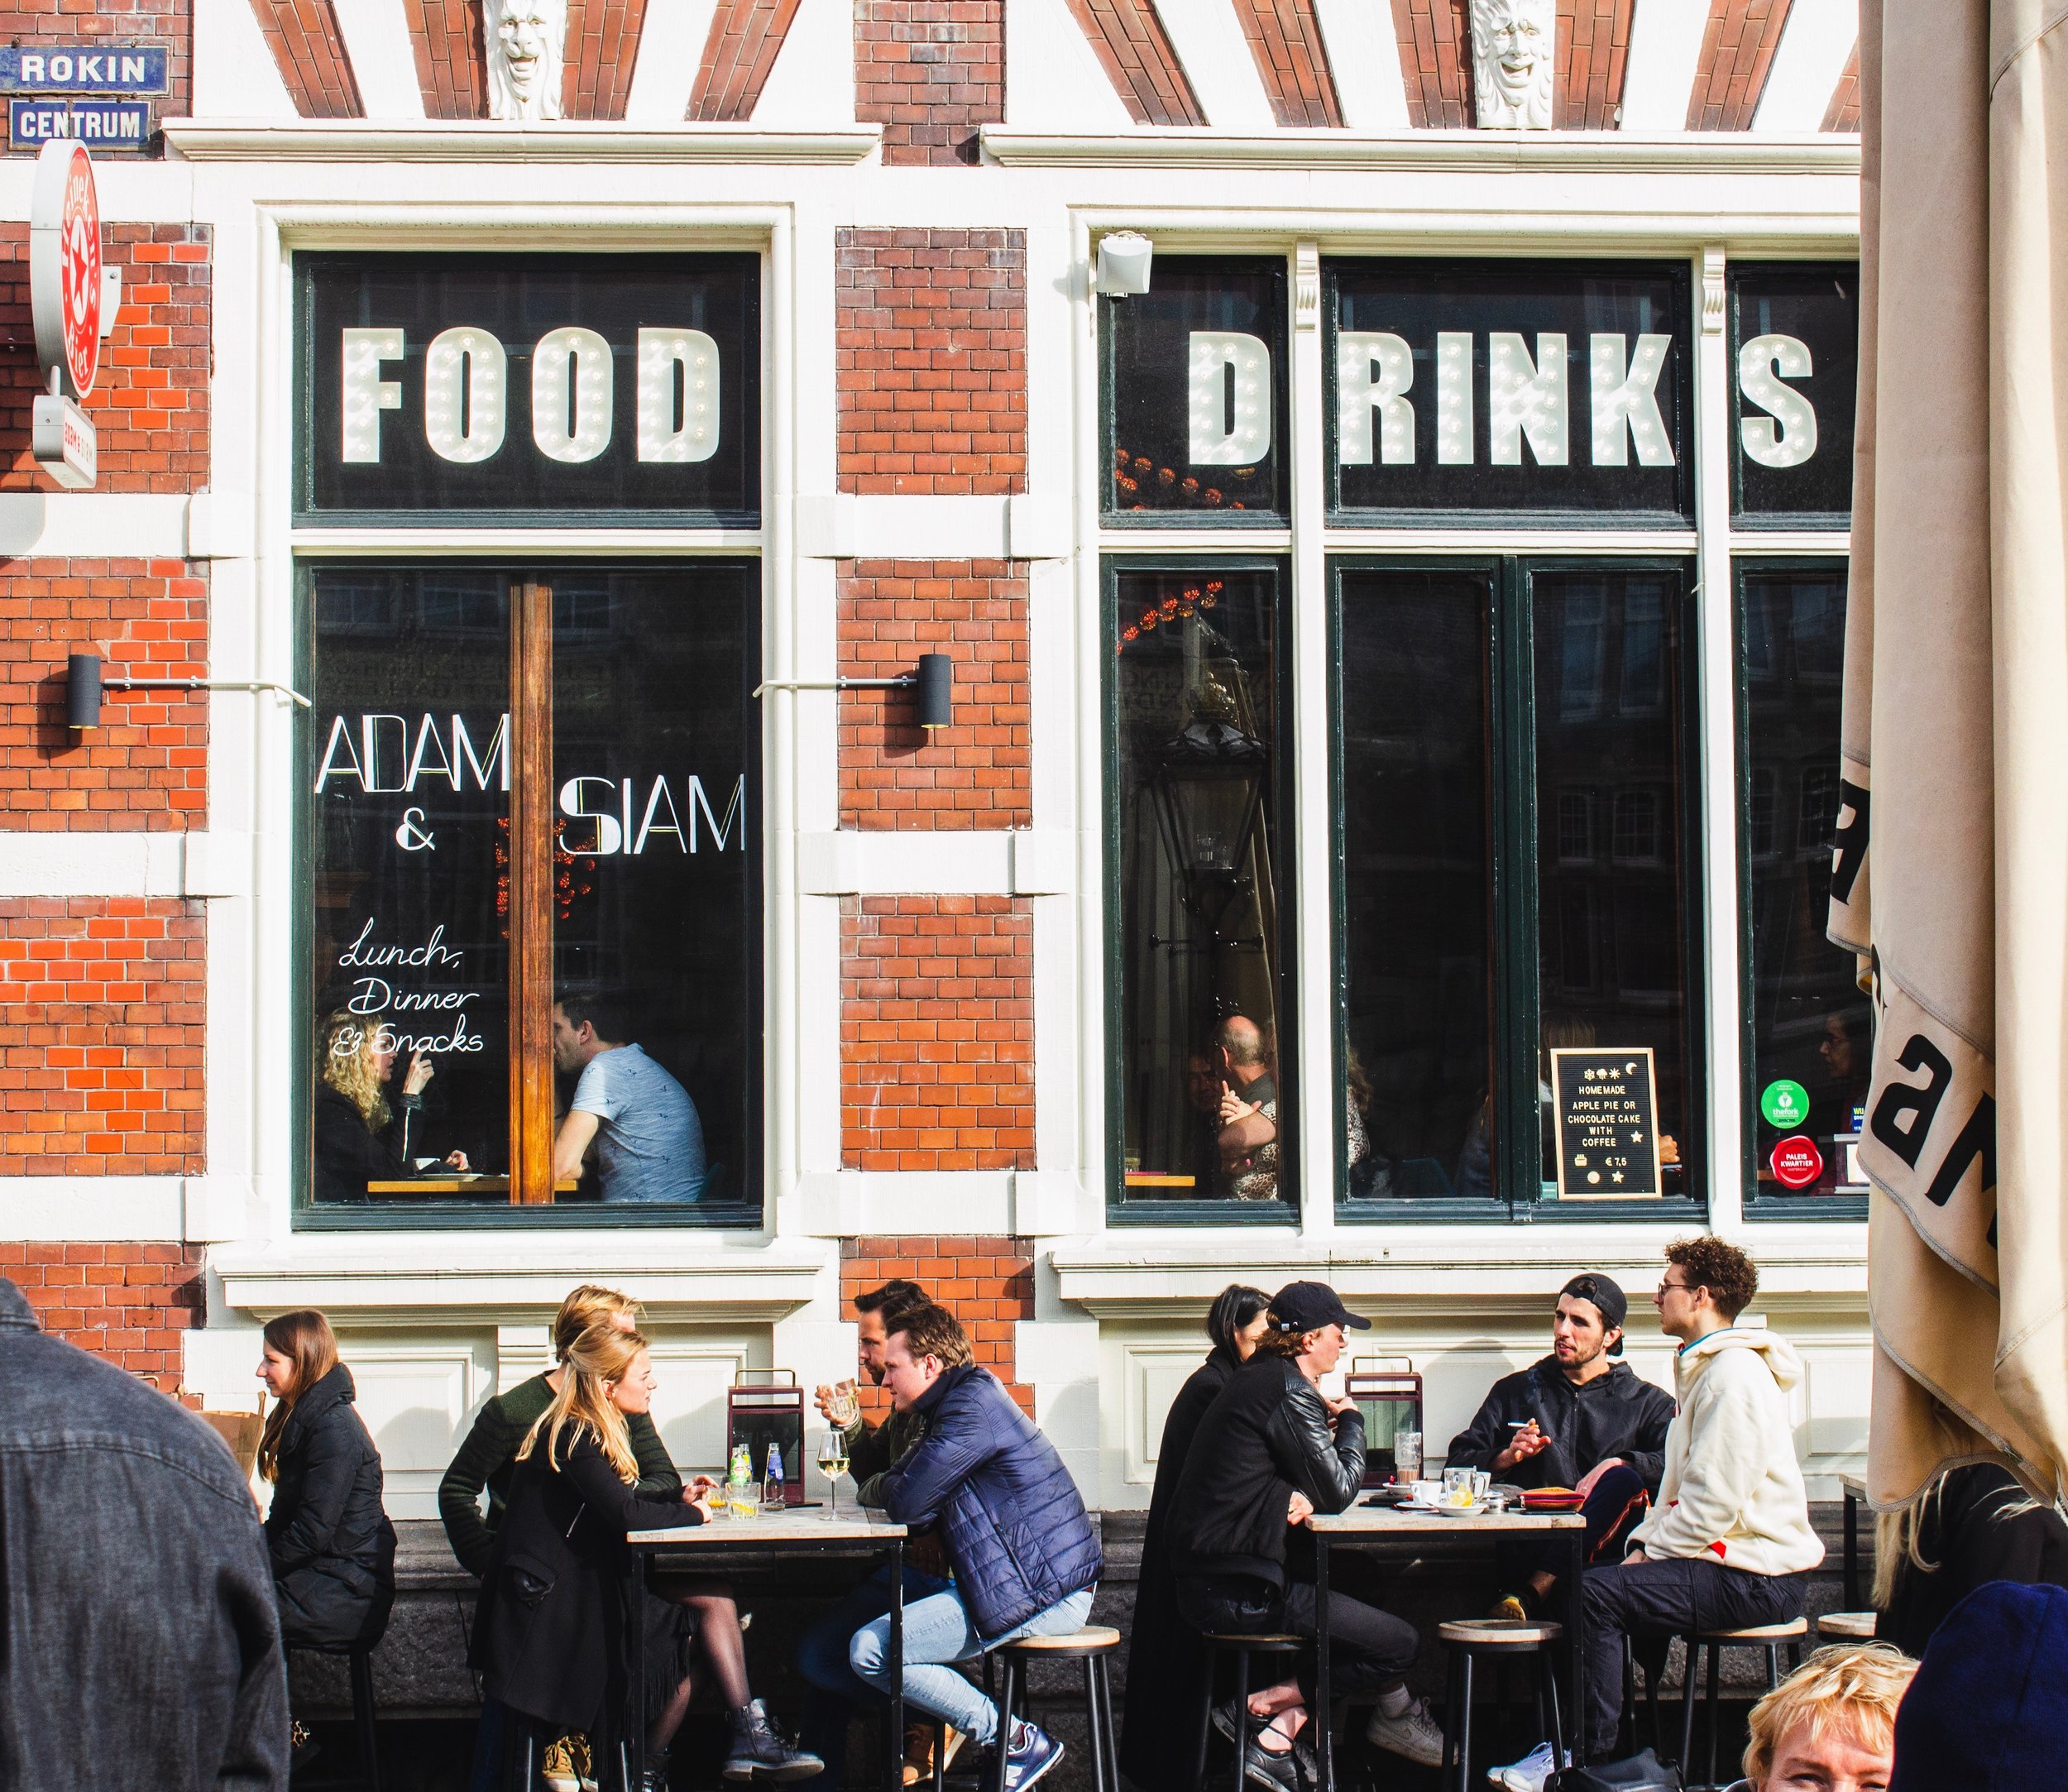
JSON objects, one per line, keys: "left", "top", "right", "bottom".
{"left": 0, "top": 47, "right": 170, "bottom": 95}
{"left": 10, "top": 99, "right": 152, "bottom": 151}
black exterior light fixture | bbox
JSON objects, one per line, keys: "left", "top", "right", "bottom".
{"left": 1146, "top": 674, "right": 1269, "bottom": 1015}
{"left": 754, "top": 652, "right": 954, "bottom": 732}
{"left": 64, "top": 651, "right": 312, "bottom": 730}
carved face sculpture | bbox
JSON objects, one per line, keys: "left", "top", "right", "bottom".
{"left": 486, "top": 0, "right": 565, "bottom": 121}
{"left": 1470, "top": 0, "right": 1556, "bottom": 130}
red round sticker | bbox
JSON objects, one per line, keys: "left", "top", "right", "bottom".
{"left": 31, "top": 141, "right": 102, "bottom": 400}
{"left": 1770, "top": 1135, "right": 1824, "bottom": 1190}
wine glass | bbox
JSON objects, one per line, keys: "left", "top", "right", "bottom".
{"left": 816, "top": 1429, "right": 850, "bottom": 1516}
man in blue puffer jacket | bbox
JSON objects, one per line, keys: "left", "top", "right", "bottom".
{"left": 849, "top": 1302, "right": 1100, "bottom": 1790}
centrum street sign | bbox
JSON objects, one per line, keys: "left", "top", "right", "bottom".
{"left": 28, "top": 138, "right": 102, "bottom": 489}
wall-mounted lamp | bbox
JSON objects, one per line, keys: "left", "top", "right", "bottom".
{"left": 1094, "top": 232, "right": 1155, "bottom": 298}
{"left": 65, "top": 651, "right": 313, "bottom": 731}
{"left": 754, "top": 652, "right": 954, "bottom": 732}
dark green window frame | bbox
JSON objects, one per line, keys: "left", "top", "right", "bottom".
{"left": 1328, "top": 553, "right": 1710, "bottom": 1224}
{"left": 1733, "top": 553, "right": 1865, "bottom": 1221}
{"left": 290, "top": 557, "right": 767, "bottom": 1234}
{"left": 1102, "top": 553, "right": 1298, "bottom": 1224}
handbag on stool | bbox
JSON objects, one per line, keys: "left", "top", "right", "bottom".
{"left": 1547, "top": 1748, "right": 1683, "bottom": 1792}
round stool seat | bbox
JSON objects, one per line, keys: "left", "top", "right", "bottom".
{"left": 1692, "top": 1617, "right": 1809, "bottom": 1642}
{"left": 1817, "top": 1611, "right": 1879, "bottom": 1641}
{"left": 1438, "top": 1617, "right": 1565, "bottom": 1648}
{"left": 1003, "top": 1625, "right": 1123, "bottom": 1655}
{"left": 1199, "top": 1631, "right": 1304, "bottom": 1651}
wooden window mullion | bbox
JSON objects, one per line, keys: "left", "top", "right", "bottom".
{"left": 509, "top": 578, "right": 555, "bottom": 1205}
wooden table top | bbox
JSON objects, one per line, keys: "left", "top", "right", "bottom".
{"left": 1837, "top": 1473, "right": 1869, "bottom": 1498}
{"left": 1308, "top": 1503, "right": 1585, "bottom": 1535}
{"left": 629, "top": 1508, "right": 908, "bottom": 1546}
{"left": 361, "top": 1177, "right": 578, "bottom": 1194}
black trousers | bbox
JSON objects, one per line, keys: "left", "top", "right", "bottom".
{"left": 1579, "top": 1558, "right": 1807, "bottom": 1757}
{"left": 1176, "top": 1574, "right": 1419, "bottom": 1706}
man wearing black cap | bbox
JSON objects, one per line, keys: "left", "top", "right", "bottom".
{"left": 1165, "top": 1282, "right": 1443, "bottom": 1787}
{"left": 1445, "top": 1274, "right": 1676, "bottom": 1614}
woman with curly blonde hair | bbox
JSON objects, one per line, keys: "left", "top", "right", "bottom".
{"left": 1724, "top": 1642, "right": 1915, "bottom": 1792}
{"left": 312, "top": 1010, "right": 467, "bottom": 1201}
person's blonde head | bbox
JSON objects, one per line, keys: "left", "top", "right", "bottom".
{"left": 518, "top": 1318, "right": 649, "bottom": 1483}
{"left": 551, "top": 1284, "right": 639, "bottom": 1362}
{"left": 1741, "top": 1644, "right": 1915, "bottom": 1788}
{"left": 318, "top": 1010, "right": 390, "bottom": 1132}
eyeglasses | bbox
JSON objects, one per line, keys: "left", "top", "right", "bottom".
{"left": 1654, "top": 1278, "right": 1694, "bottom": 1298}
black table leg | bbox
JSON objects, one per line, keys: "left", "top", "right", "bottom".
{"left": 1843, "top": 1489, "right": 1860, "bottom": 1611}
{"left": 888, "top": 1539, "right": 906, "bottom": 1792}
{"left": 1566, "top": 1526, "right": 1585, "bottom": 1768}
{"left": 630, "top": 1550, "right": 649, "bottom": 1792}
{"left": 1315, "top": 1535, "right": 1333, "bottom": 1792}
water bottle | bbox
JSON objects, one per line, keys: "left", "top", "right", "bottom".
{"left": 764, "top": 1440, "right": 786, "bottom": 1510}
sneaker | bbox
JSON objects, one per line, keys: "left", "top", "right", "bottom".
{"left": 1487, "top": 1592, "right": 1530, "bottom": 1623}
{"left": 1238, "top": 1741, "right": 1305, "bottom": 1792}
{"left": 901, "top": 1721, "right": 965, "bottom": 1785}
{"left": 639, "top": 1749, "right": 670, "bottom": 1792}
{"left": 1364, "top": 1695, "right": 1446, "bottom": 1768}
{"left": 1003, "top": 1717, "right": 1065, "bottom": 1790}
{"left": 541, "top": 1737, "right": 581, "bottom": 1792}
{"left": 722, "top": 1699, "right": 826, "bottom": 1784}
{"left": 1492, "top": 1741, "right": 1569, "bottom": 1792}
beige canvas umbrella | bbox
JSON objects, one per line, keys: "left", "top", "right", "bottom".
{"left": 1833, "top": 0, "right": 2068, "bottom": 1508}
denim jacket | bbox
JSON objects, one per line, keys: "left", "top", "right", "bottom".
{"left": 0, "top": 1276, "right": 289, "bottom": 1790}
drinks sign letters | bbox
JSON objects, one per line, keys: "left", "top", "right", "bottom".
{"left": 296, "top": 252, "right": 760, "bottom": 525}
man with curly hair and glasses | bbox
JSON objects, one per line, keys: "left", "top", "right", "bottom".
{"left": 1527, "top": 1238, "right": 1824, "bottom": 1788}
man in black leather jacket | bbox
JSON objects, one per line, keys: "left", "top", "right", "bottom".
{"left": 1166, "top": 1282, "right": 1443, "bottom": 1789}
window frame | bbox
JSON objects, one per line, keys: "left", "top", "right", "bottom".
{"left": 1328, "top": 551, "right": 1711, "bottom": 1224}
{"left": 290, "top": 556, "right": 767, "bottom": 1233}
{"left": 1101, "top": 551, "right": 1300, "bottom": 1224}
{"left": 1731, "top": 552, "right": 1866, "bottom": 1222}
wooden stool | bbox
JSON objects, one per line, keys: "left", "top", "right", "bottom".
{"left": 1678, "top": 1617, "right": 1808, "bottom": 1791}
{"left": 1190, "top": 1631, "right": 1305, "bottom": 1792}
{"left": 989, "top": 1625, "right": 1122, "bottom": 1792}
{"left": 1817, "top": 1612, "right": 1879, "bottom": 1641}
{"left": 1436, "top": 1619, "right": 1564, "bottom": 1792}
{"left": 295, "top": 1643, "right": 385, "bottom": 1792}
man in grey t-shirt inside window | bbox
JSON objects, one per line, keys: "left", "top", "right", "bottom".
{"left": 549, "top": 991, "right": 708, "bottom": 1203}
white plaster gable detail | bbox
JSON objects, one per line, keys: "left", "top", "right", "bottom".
{"left": 1620, "top": 0, "right": 1711, "bottom": 131}
{"left": 1156, "top": 0, "right": 1276, "bottom": 133}
{"left": 1314, "top": 0, "right": 1412, "bottom": 132}
{"left": 485, "top": 0, "right": 567, "bottom": 120}
{"left": 331, "top": 0, "right": 427, "bottom": 118}
{"left": 624, "top": 0, "right": 721, "bottom": 120}
{"left": 191, "top": 0, "right": 299, "bottom": 118}
{"left": 1753, "top": 0, "right": 1857, "bottom": 131}
{"left": 1471, "top": 0, "right": 1557, "bottom": 129}
{"left": 750, "top": 0, "right": 860, "bottom": 127}
{"left": 1003, "top": 0, "right": 1136, "bottom": 132}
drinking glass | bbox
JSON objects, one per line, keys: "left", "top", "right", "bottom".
{"left": 731, "top": 1483, "right": 762, "bottom": 1521}
{"left": 816, "top": 1430, "right": 850, "bottom": 1516}
{"left": 1393, "top": 1430, "right": 1423, "bottom": 1484}
{"left": 1443, "top": 1465, "right": 1477, "bottom": 1508}
{"left": 825, "top": 1379, "right": 862, "bottom": 1429}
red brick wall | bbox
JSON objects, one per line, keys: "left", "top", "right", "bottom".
{"left": 0, "top": 898, "right": 206, "bottom": 1176}
{"left": 836, "top": 559, "right": 1028, "bottom": 831}
{"left": 690, "top": 0, "right": 804, "bottom": 120}
{"left": 835, "top": 228, "right": 1026, "bottom": 496}
{"left": 1062, "top": 0, "right": 1204, "bottom": 125}
{"left": 4, "top": 0, "right": 194, "bottom": 148}
{"left": 840, "top": 894, "right": 1033, "bottom": 1172}
{"left": 251, "top": 0, "right": 363, "bottom": 117}
{"left": 1685, "top": 0, "right": 1793, "bottom": 131}
{"left": 2, "top": 225, "right": 212, "bottom": 495}
{"left": 563, "top": 0, "right": 649, "bottom": 119}
{"left": 840, "top": 1234, "right": 1035, "bottom": 1412}
{"left": 405, "top": 0, "right": 487, "bottom": 118}
{"left": 1390, "top": 0, "right": 1471, "bottom": 128}
{"left": 854, "top": 0, "right": 1003, "bottom": 166}
{"left": 0, "top": 558, "right": 208, "bottom": 831}
{"left": 1233, "top": 0, "right": 1343, "bottom": 128}
{"left": 1821, "top": 41, "right": 1859, "bottom": 132}
{"left": 0, "top": 1243, "right": 206, "bottom": 1386}
{"left": 1557, "top": 0, "right": 1634, "bottom": 129}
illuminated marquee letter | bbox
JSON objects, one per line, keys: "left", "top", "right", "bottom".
{"left": 340, "top": 328, "right": 404, "bottom": 463}
{"left": 424, "top": 327, "right": 508, "bottom": 464}
{"left": 1188, "top": 332, "right": 1272, "bottom": 465}
{"left": 637, "top": 328, "right": 721, "bottom": 463}
{"left": 1738, "top": 334, "right": 1817, "bottom": 468}
{"left": 1437, "top": 333, "right": 1474, "bottom": 464}
{"left": 1488, "top": 332, "right": 1568, "bottom": 467}
{"left": 1590, "top": 333, "right": 1676, "bottom": 467}
{"left": 1337, "top": 333, "right": 1415, "bottom": 467}
{"left": 531, "top": 327, "right": 614, "bottom": 464}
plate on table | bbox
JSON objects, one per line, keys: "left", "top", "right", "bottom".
{"left": 1521, "top": 1488, "right": 1584, "bottom": 1512}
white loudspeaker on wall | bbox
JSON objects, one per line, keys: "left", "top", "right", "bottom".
{"left": 1095, "top": 232, "right": 1154, "bottom": 297}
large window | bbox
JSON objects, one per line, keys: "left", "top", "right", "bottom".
{"left": 1333, "top": 560, "right": 1702, "bottom": 1216}
{"left": 301, "top": 563, "right": 760, "bottom": 1224}
{"left": 1737, "top": 560, "right": 1867, "bottom": 1207}
{"left": 1107, "top": 564, "right": 1293, "bottom": 1215}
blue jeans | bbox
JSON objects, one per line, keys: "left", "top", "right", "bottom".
{"left": 849, "top": 1586, "right": 1096, "bottom": 1748}
{"left": 797, "top": 1563, "right": 954, "bottom": 1782}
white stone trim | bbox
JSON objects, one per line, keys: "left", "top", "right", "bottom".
{"left": 1155, "top": 0, "right": 1277, "bottom": 134}
{"left": 982, "top": 129, "right": 1860, "bottom": 172}
{"left": 1003, "top": 0, "right": 1136, "bottom": 132}
{"left": 1314, "top": 0, "right": 1412, "bottom": 132}
{"left": 0, "top": 831, "right": 256, "bottom": 898}
{"left": 797, "top": 1170, "right": 1017, "bottom": 1234}
{"left": 623, "top": 0, "right": 721, "bottom": 123}
{"left": 330, "top": 0, "right": 428, "bottom": 120}
{"left": 165, "top": 120, "right": 881, "bottom": 161}
{"left": 1620, "top": 0, "right": 1713, "bottom": 132}
{"left": 0, "top": 492, "right": 191, "bottom": 558}
{"left": 191, "top": 0, "right": 299, "bottom": 119}
{"left": 1752, "top": 0, "right": 1858, "bottom": 132}
{"left": 0, "top": 1178, "right": 187, "bottom": 1242}
{"left": 751, "top": 0, "right": 858, "bottom": 129}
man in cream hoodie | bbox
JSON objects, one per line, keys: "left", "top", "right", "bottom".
{"left": 1576, "top": 1237, "right": 1823, "bottom": 1769}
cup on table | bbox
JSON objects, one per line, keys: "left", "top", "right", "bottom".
{"left": 1393, "top": 1430, "right": 1424, "bottom": 1483}
{"left": 731, "top": 1483, "right": 762, "bottom": 1521}
{"left": 1411, "top": 1479, "right": 1443, "bottom": 1506}
{"left": 1443, "top": 1466, "right": 1479, "bottom": 1508}
{"left": 1473, "top": 1469, "right": 1492, "bottom": 1502}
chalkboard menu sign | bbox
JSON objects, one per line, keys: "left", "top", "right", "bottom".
{"left": 294, "top": 252, "right": 761, "bottom": 527}
{"left": 1549, "top": 1047, "right": 1663, "bottom": 1199}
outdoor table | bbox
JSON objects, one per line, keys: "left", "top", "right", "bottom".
{"left": 627, "top": 1507, "right": 909, "bottom": 1792}
{"left": 1838, "top": 1473, "right": 1867, "bottom": 1610}
{"left": 1305, "top": 1502, "right": 1587, "bottom": 1792}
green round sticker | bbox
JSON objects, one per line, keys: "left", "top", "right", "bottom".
{"left": 1760, "top": 1079, "right": 1809, "bottom": 1128}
